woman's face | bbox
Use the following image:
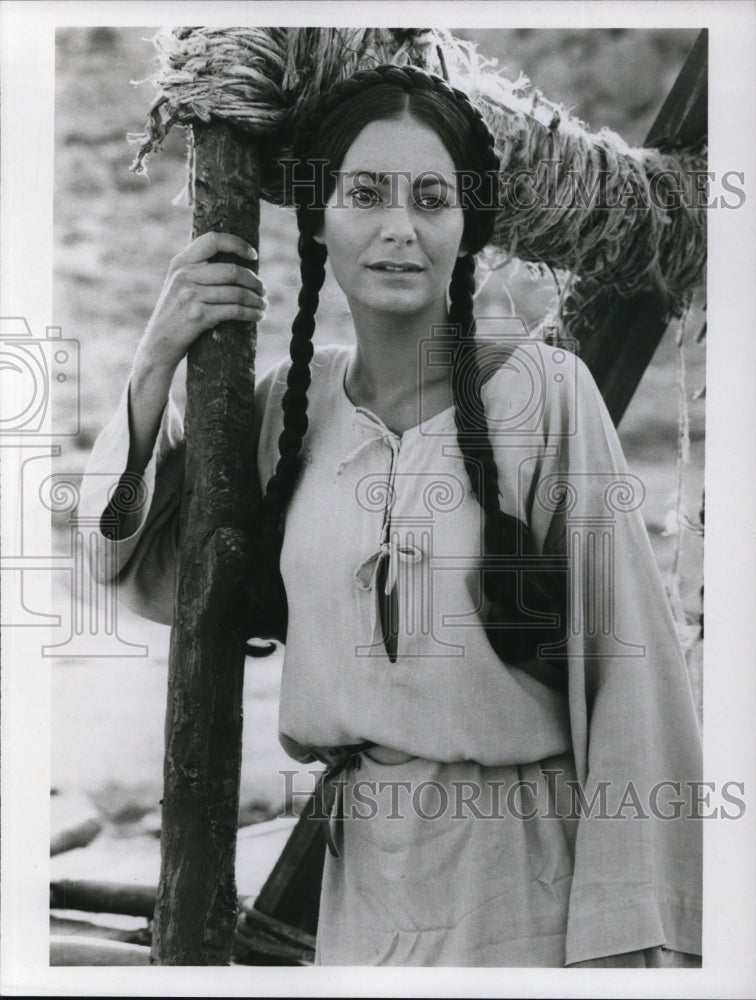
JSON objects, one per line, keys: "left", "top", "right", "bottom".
{"left": 314, "top": 113, "right": 466, "bottom": 321}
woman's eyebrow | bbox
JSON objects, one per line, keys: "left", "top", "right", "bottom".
{"left": 415, "top": 174, "right": 450, "bottom": 188}
{"left": 344, "top": 170, "right": 395, "bottom": 185}
{"left": 344, "top": 170, "right": 453, "bottom": 187}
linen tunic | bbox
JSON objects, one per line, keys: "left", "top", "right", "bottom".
{"left": 80, "top": 339, "right": 703, "bottom": 966}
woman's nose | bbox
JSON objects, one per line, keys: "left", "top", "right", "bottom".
{"left": 379, "top": 204, "right": 417, "bottom": 245}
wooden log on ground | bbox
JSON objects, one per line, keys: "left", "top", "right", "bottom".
{"left": 51, "top": 879, "right": 156, "bottom": 918}
{"left": 51, "top": 914, "right": 152, "bottom": 946}
{"left": 234, "top": 905, "right": 316, "bottom": 965}
{"left": 50, "top": 789, "right": 103, "bottom": 856}
{"left": 151, "top": 121, "right": 262, "bottom": 965}
{"left": 50, "top": 819, "right": 102, "bottom": 857}
{"left": 50, "top": 935, "right": 151, "bottom": 966}
{"left": 576, "top": 28, "right": 707, "bottom": 424}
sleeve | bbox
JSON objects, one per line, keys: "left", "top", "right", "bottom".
{"left": 78, "top": 358, "right": 289, "bottom": 626}
{"left": 77, "top": 380, "right": 185, "bottom": 625}
{"left": 520, "top": 346, "right": 703, "bottom": 964}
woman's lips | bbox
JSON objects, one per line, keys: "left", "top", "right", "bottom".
{"left": 367, "top": 262, "right": 424, "bottom": 273}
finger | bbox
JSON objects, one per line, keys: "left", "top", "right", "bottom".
{"left": 199, "top": 285, "right": 267, "bottom": 308}
{"left": 199, "top": 302, "right": 266, "bottom": 326}
{"left": 189, "top": 261, "right": 265, "bottom": 293}
{"left": 174, "top": 231, "right": 258, "bottom": 267}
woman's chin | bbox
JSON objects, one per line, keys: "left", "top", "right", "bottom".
{"left": 352, "top": 292, "right": 441, "bottom": 321}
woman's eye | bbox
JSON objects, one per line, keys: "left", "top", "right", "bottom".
{"left": 349, "top": 187, "right": 380, "bottom": 208}
{"left": 415, "top": 192, "right": 447, "bottom": 210}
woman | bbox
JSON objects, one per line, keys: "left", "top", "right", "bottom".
{"left": 82, "top": 65, "right": 702, "bottom": 967}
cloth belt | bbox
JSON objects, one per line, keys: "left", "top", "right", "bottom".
{"left": 310, "top": 741, "right": 378, "bottom": 858}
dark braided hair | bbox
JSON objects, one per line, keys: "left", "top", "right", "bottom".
{"left": 248, "top": 64, "right": 566, "bottom": 677}
{"left": 241, "top": 227, "right": 325, "bottom": 650}
{"left": 258, "top": 230, "right": 326, "bottom": 554}
{"left": 449, "top": 253, "right": 566, "bottom": 676}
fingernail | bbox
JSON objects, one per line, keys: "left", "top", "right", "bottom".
{"left": 247, "top": 245, "right": 258, "bottom": 260}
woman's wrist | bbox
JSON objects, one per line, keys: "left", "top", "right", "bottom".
{"left": 126, "top": 342, "right": 178, "bottom": 477}
{"left": 131, "top": 341, "right": 178, "bottom": 399}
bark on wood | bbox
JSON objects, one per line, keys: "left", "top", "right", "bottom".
{"left": 576, "top": 28, "right": 707, "bottom": 425}
{"left": 151, "top": 121, "right": 261, "bottom": 965}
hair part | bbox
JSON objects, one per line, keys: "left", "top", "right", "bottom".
{"left": 293, "top": 83, "right": 498, "bottom": 255}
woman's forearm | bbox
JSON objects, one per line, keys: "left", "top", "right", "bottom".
{"left": 95, "top": 347, "right": 180, "bottom": 543}
{"left": 126, "top": 345, "right": 178, "bottom": 477}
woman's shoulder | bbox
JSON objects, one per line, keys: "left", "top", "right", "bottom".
{"left": 481, "top": 337, "right": 591, "bottom": 388}
{"left": 310, "top": 342, "right": 353, "bottom": 388}
{"left": 480, "top": 337, "right": 599, "bottom": 438}
{"left": 254, "top": 342, "right": 353, "bottom": 434}
{"left": 256, "top": 342, "right": 351, "bottom": 400}
{"left": 258, "top": 342, "right": 350, "bottom": 383}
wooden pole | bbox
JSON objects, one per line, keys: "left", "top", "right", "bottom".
{"left": 151, "top": 121, "right": 261, "bottom": 965}
{"left": 575, "top": 28, "right": 707, "bottom": 424}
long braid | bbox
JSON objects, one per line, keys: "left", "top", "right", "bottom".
{"left": 449, "top": 255, "right": 521, "bottom": 649}
{"left": 240, "top": 231, "right": 325, "bottom": 651}
{"left": 449, "top": 254, "right": 501, "bottom": 536}
{"left": 449, "top": 255, "right": 566, "bottom": 673}
{"left": 259, "top": 230, "right": 327, "bottom": 559}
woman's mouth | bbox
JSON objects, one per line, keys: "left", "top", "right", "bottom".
{"left": 367, "top": 262, "right": 424, "bottom": 273}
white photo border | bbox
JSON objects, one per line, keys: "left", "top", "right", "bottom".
{"left": 2, "top": 1, "right": 755, "bottom": 996}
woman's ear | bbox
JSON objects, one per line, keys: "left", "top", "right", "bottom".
{"left": 313, "top": 224, "right": 326, "bottom": 246}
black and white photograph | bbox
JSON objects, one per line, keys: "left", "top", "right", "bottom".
{"left": 1, "top": 1, "right": 755, "bottom": 996}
